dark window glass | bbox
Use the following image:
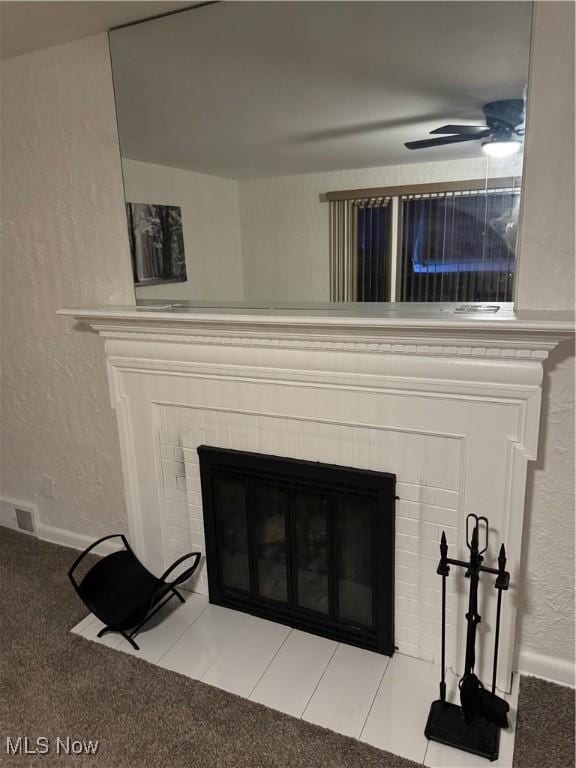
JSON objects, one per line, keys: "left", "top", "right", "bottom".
{"left": 335, "top": 498, "right": 373, "bottom": 627}
{"left": 294, "top": 494, "right": 329, "bottom": 615}
{"left": 215, "top": 476, "right": 249, "bottom": 592}
{"left": 254, "top": 485, "right": 288, "bottom": 602}
{"left": 399, "top": 190, "right": 519, "bottom": 302}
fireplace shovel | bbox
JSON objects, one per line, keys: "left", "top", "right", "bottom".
{"left": 424, "top": 514, "right": 511, "bottom": 762}
{"left": 459, "top": 521, "right": 509, "bottom": 729}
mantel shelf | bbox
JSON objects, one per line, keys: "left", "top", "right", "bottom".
{"left": 58, "top": 303, "right": 574, "bottom": 330}
{"left": 58, "top": 304, "right": 574, "bottom": 361}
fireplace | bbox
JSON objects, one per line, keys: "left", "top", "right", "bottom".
{"left": 198, "top": 446, "right": 396, "bottom": 655}
{"left": 61, "top": 304, "right": 572, "bottom": 689}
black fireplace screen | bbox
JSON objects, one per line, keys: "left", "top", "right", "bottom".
{"left": 198, "top": 446, "right": 396, "bottom": 655}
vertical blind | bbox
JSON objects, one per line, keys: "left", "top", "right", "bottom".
{"left": 329, "top": 186, "right": 520, "bottom": 303}
{"left": 398, "top": 188, "right": 519, "bottom": 303}
{"left": 329, "top": 197, "right": 391, "bottom": 302}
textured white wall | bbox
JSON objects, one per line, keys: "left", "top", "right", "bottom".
{"left": 122, "top": 159, "right": 244, "bottom": 301}
{"left": 0, "top": 34, "right": 134, "bottom": 536}
{"left": 0, "top": 9, "right": 573, "bottom": 674}
{"left": 516, "top": 1, "right": 575, "bottom": 312}
{"left": 519, "top": 342, "right": 575, "bottom": 665}
{"left": 238, "top": 157, "right": 518, "bottom": 302}
{"left": 515, "top": 2, "right": 575, "bottom": 669}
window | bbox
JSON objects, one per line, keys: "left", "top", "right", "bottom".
{"left": 328, "top": 180, "right": 520, "bottom": 303}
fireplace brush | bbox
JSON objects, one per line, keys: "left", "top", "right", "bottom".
{"left": 424, "top": 513, "right": 511, "bottom": 762}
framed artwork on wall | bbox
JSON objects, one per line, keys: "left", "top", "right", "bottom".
{"left": 126, "top": 202, "right": 187, "bottom": 285}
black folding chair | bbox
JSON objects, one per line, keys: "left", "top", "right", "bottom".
{"left": 69, "top": 534, "right": 201, "bottom": 650}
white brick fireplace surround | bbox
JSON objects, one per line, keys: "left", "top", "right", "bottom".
{"left": 60, "top": 303, "right": 573, "bottom": 693}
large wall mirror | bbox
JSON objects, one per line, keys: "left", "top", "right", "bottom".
{"left": 109, "top": 1, "right": 532, "bottom": 308}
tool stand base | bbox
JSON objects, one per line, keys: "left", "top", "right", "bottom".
{"left": 425, "top": 699, "right": 501, "bottom": 762}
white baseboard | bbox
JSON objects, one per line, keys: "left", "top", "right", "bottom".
{"left": 36, "top": 522, "right": 123, "bottom": 557}
{"left": 518, "top": 648, "right": 575, "bottom": 688}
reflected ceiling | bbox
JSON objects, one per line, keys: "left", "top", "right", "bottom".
{"left": 110, "top": 1, "right": 532, "bottom": 178}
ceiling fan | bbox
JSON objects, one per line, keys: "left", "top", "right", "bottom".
{"left": 404, "top": 99, "right": 525, "bottom": 157}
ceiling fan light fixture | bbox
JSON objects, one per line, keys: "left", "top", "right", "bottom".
{"left": 481, "top": 137, "right": 521, "bottom": 158}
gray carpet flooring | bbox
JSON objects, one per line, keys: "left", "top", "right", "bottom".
{"left": 1, "top": 527, "right": 573, "bottom": 768}
{"left": 513, "top": 676, "right": 574, "bottom": 768}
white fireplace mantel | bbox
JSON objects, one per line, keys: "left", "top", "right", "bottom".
{"left": 59, "top": 302, "right": 573, "bottom": 343}
{"left": 59, "top": 303, "right": 573, "bottom": 692}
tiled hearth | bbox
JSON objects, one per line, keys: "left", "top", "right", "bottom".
{"left": 72, "top": 594, "right": 519, "bottom": 767}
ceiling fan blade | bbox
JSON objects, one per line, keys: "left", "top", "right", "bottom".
{"left": 405, "top": 132, "right": 490, "bottom": 150}
{"left": 430, "top": 124, "right": 489, "bottom": 135}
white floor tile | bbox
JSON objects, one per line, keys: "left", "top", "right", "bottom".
{"left": 118, "top": 592, "right": 209, "bottom": 662}
{"left": 496, "top": 672, "right": 520, "bottom": 768}
{"left": 201, "top": 615, "right": 290, "bottom": 697}
{"left": 302, "top": 643, "right": 388, "bottom": 738}
{"left": 75, "top": 616, "right": 123, "bottom": 649}
{"left": 250, "top": 630, "right": 337, "bottom": 717}
{"left": 71, "top": 613, "right": 97, "bottom": 635}
{"left": 361, "top": 653, "right": 438, "bottom": 763}
{"left": 72, "top": 602, "right": 517, "bottom": 768}
{"left": 158, "top": 604, "right": 249, "bottom": 679}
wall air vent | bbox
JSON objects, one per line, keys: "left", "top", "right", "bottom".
{"left": 0, "top": 498, "right": 37, "bottom": 535}
{"left": 15, "top": 507, "right": 36, "bottom": 533}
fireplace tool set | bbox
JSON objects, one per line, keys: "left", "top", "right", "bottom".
{"left": 425, "top": 514, "right": 511, "bottom": 762}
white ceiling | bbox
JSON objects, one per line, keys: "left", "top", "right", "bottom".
{"left": 0, "top": 1, "right": 191, "bottom": 59}
{"left": 110, "top": 1, "right": 532, "bottom": 178}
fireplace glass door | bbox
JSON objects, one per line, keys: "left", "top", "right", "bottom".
{"left": 199, "top": 446, "right": 395, "bottom": 654}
